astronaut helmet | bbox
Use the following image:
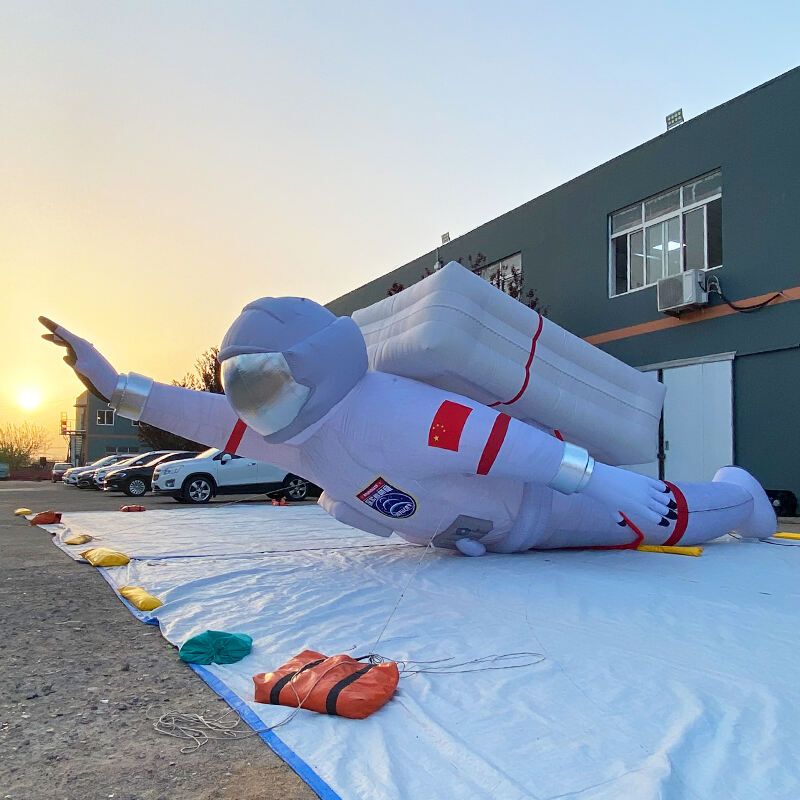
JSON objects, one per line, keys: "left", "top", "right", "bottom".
{"left": 218, "top": 297, "right": 368, "bottom": 441}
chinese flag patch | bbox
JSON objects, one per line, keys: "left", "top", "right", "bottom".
{"left": 428, "top": 401, "right": 472, "bottom": 451}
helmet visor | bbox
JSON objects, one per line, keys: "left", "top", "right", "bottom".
{"left": 221, "top": 352, "right": 310, "bottom": 437}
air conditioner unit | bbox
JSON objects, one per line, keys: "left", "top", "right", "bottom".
{"left": 657, "top": 269, "right": 708, "bottom": 314}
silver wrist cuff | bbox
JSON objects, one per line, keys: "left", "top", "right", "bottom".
{"left": 547, "top": 442, "right": 595, "bottom": 494}
{"left": 109, "top": 372, "right": 154, "bottom": 421}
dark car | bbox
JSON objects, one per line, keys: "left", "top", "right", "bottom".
{"left": 103, "top": 451, "right": 200, "bottom": 497}
{"left": 51, "top": 462, "right": 72, "bottom": 482}
{"left": 75, "top": 453, "right": 156, "bottom": 488}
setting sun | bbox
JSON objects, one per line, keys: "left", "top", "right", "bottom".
{"left": 17, "top": 387, "right": 42, "bottom": 410}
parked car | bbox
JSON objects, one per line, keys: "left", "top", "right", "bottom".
{"left": 63, "top": 454, "right": 135, "bottom": 486}
{"left": 0, "top": 462, "right": 9, "bottom": 480}
{"left": 103, "top": 451, "right": 199, "bottom": 496}
{"left": 81, "top": 451, "right": 175, "bottom": 489}
{"left": 51, "top": 462, "right": 72, "bottom": 482}
{"left": 151, "top": 448, "right": 318, "bottom": 504}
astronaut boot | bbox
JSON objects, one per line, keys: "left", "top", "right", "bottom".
{"left": 643, "top": 469, "right": 775, "bottom": 546}
{"left": 712, "top": 466, "right": 777, "bottom": 540}
{"left": 537, "top": 469, "right": 775, "bottom": 549}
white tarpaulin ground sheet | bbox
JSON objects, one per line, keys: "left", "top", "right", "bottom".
{"left": 41, "top": 505, "right": 800, "bottom": 799}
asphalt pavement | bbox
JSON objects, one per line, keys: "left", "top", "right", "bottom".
{"left": 0, "top": 480, "right": 316, "bottom": 800}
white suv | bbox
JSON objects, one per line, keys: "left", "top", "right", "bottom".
{"left": 151, "top": 448, "right": 314, "bottom": 504}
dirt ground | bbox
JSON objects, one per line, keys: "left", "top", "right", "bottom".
{"left": 0, "top": 481, "right": 317, "bottom": 800}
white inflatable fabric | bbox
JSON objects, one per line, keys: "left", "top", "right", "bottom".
{"left": 352, "top": 262, "right": 665, "bottom": 466}
{"left": 39, "top": 293, "right": 775, "bottom": 554}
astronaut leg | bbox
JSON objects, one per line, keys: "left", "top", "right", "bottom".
{"left": 483, "top": 482, "right": 555, "bottom": 553}
{"left": 530, "top": 466, "right": 775, "bottom": 549}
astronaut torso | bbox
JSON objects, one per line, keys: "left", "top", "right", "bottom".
{"left": 215, "top": 298, "right": 554, "bottom": 552}
{"left": 292, "top": 371, "right": 526, "bottom": 548}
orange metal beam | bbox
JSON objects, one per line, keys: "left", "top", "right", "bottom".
{"left": 585, "top": 286, "right": 800, "bottom": 345}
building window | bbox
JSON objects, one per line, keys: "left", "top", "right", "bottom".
{"left": 97, "top": 409, "right": 115, "bottom": 426}
{"left": 609, "top": 170, "right": 722, "bottom": 296}
{"left": 105, "top": 446, "right": 117, "bottom": 454}
{"left": 474, "top": 252, "right": 523, "bottom": 297}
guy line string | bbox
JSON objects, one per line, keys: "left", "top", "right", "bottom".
{"left": 47, "top": 480, "right": 545, "bottom": 748}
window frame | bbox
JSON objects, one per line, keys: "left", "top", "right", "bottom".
{"left": 96, "top": 408, "right": 115, "bottom": 426}
{"left": 608, "top": 171, "right": 722, "bottom": 297}
{"left": 474, "top": 252, "right": 523, "bottom": 297}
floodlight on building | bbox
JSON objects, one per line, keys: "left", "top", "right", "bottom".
{"left": 441, "top": 232, "right": 451, "bottom": 244}
{"left": 666, "top": 109, "right": 684, "bottom": 130}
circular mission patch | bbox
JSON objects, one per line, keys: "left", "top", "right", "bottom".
{"left": 356, "top": 477, "right": 417, "bottom": 519}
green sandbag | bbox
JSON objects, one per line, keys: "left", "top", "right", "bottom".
{"left": 179, "top": 630, "right": 253, "bottom": 665}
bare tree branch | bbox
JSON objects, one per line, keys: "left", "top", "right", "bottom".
{"left": 0, "top": 422, "right": 53, "bottom": 469}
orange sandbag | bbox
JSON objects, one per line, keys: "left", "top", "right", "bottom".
{"left": 30, "top": 510, "right": 62, "bottom": 525}
{"left": 253, "top": 649, "right": 398, "bottom": 719}
{"left": 120, "top": 505, "right": 146, "bottom": 512}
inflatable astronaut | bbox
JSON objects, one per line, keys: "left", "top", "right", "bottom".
{"left": 40, "top": 263, "right": 775, "bottom": 555}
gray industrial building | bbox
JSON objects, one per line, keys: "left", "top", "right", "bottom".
{"left": 68, "top": 389, "right": 143, "bottom": 465}
{"left": 328, "top": 67, "right": 800, "bottom": 511}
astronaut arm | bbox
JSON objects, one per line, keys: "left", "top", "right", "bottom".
{"left": 479, "top": 412, "right": 672, "bottom": 524}
{"left": 112, "top": 372, "right": 238, "bottom": 449}
{"left": 412, "top": 398, "right": 567, "bottom": 486}
{"left": 378, "top": 389, "right": 672, "bottom": 525}
{"left": 38, "top": 317, "right": 288, "bottom": 466}
{"left": 110, "top": 372, "right": 292, "bottom": 465}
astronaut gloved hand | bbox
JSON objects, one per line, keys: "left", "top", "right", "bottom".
{"left": 546, "top": 441, "right": 671, "bottom": 526}
{"left": 581, "top": 461, "right": 672, "bottom": 527}
{"left": 39, "top": 317, "right": 119, "bottom": 402}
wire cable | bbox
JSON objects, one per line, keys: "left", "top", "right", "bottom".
{"left": 362, "top": 651, "right": 545, "bottom": 676}
{"left": 152, "top": 649, "right": 546, "bottom": 751}
{"left": 706, "top": 275, "right": 784, "bottom": 314}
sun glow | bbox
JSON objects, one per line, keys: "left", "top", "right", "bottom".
{"left": 17, "top": 387, "right": 42, "bottom": 410}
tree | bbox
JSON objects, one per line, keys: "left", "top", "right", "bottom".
{"left": 175, "top": 346, "right": 223, "bottom": 393}
{"left": 486, "top": 264, "right": 550, "bottom": 317}
{"left": 137, "top": 346, "right": 223, "bottom": 452}
{"left": 388, "top": 253, "right": 549, "bottom": 315}
{"left": 0, "top": 422, "right": 53, "bottom": 469}
{"left": 136, "top": 423, "right": 207, "bottom": 453}
{"left": 459, "top": 253, "right": 549, "bottom": 316}
{"left": 461, "top": 252, "right": 488, "bottom": 272}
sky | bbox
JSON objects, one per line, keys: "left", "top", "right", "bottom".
{"left": 2, "top": 0, "right": 799, "bottom": 459}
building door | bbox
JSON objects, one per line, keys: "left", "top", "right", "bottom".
{"left": 662, "top": 359, "right": 733, "bottom": 482}
{"left": 624, "top": 355, "right": 733, "bottom": 483}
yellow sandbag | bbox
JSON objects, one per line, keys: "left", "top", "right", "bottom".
{"left": 14, "top": 508, "right": 32, "bottom": 516}
{"left": 774, "top": 532, "right": 800, "bottom": 540}
{"left": 80, "top": 547, "right": 130, "bottom": 566}
{"left": 118, "top": 586, "right": 162, "bottom": 611}
{"left": 64, "top": 533, "right": 94, "bottom": 545}
{"left": 637, "top": 545, "right": 703, "bottom": 557}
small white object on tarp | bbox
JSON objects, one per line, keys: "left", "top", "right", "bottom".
{"left": 47, "top": 507, "right": 800, "bottom": 800}
{"left": 352, "top": 261, "right": 665, "bottom": 466}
